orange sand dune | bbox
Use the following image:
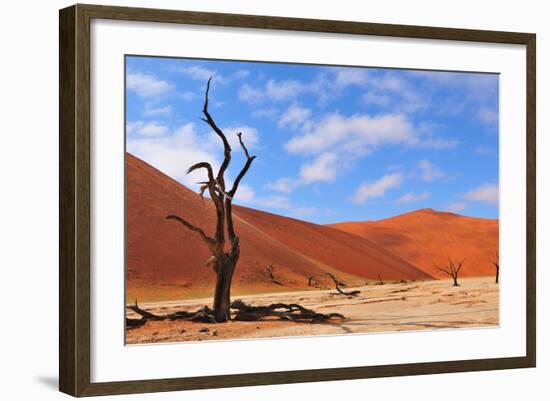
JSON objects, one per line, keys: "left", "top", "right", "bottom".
{"left": 126, "top": 153, "right": 431, "bottom": 301}
{"left": 328, "top": 209, "right": 498, "bottom": 279}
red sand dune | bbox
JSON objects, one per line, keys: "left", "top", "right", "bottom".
{"left": 328, "top": 209, "right": 499, "bottom": 279}
{"left": 126, "top": 153, "right": 431, "bottom": 301}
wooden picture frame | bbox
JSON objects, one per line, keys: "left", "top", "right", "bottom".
{"left": 59, "top": 3, "right": 536, "bottom": 397}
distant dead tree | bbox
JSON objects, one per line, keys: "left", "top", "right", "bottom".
{"left": 492, "top": 252, "right": 500, "bottom": 284}
{"left": 265, "top": 264, "right": 282, "bottom": 285}
{"left": 165, "top": 78, "right": 256, "bottom": 322}
{"left": 308, "top": 275, "right": 317, "bottom": 287}
{"left": 436, "top": 257, "right": 465, "bottom": 286}
{"left": 325, "top": 273, "right": 360, "bottom": 296}
{"left": 376, "top": 272, "right": 384, "bottom": 285}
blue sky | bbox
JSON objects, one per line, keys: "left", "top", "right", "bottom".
{"left": 126, "top": 56, "right": 499, "bottom": 224}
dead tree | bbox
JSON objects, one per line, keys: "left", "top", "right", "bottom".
{"left": 265, "top": 264, "right": 282, "bottom": 285}
{"left": 436, "top": 257, "right": 465, "bottom": 286}
{"left": 231, "top": 300, "right": 345, "bottom": 322}
{"left": 126, "top": 300, "right": 217, "bottom": 328}
{"left": 325, "top": 273, "right": 360, "bottom": 296}
{"left": 492, "top": 252, "right": 500, "bottom": 284}
{"left": 376, "top": 272, "right": 384, "bottom": 285}
{"left": 127, "top": 299, "right": 346, "bottom": 328}
{"left": 166, "top": 78, "right": 256, "bottom": 322}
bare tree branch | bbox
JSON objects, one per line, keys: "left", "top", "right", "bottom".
{"left": 455, "top": 258, "right": 465, "bottom": 274}
{"left": 229, "top": 132, "right": 256, "bottom": 197}
{"left": 435, "top": 257, "right": 464, "bottom": 286}
{"left": 437, "top": 266, "right": 452, "bottom": 276}
{"left": 265, "top": 264, "right": 282, "bottom": 285}
{"left": 201, "top": 77, "right": 232, "bottom": 185}
{"left": 325, "top": 272, "right": 360, "bottom": 296}
{"left": 231, "top": 299, "right": 345, "bottom": 323}
{"left": 187, "top": 162, "right": 216, "bottom": 186}
{"left": 127, "top": 300, "right": 217, "bottom": 326}
{"left": 225, "top": 199, "right": 237, "bottom": 243}
{"left": 166, "top": 215, "right": 216, "bottom": 251}
{"left": 237, "top": 131, "right": 251, "bottom": 159}
{"left": 225, "top": 132, "right": 256, "bottom": 243}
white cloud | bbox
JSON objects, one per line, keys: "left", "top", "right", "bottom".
{"left": 127, "top": 121, "right": 168, "bottom": 137}
{"left": 363, "top": 92, "right": 391, "bottom": 107}
{"left": 178, "top": 65, "right": 219, "bottom": 81}
{"left": 221, "top": 126, "right": 259, "bottom": 150}
{"left": 265, "top": 153, "right": 338, "bottom": 193}
{"left": 299, "top": 152, "right": 338, "bottom": 184}
{"left": 285, "top": 112, "right": 416, "bottom": 155}
{"left": 445, "top": 201, "right": 467, "bottom": 213}
{"left": 233, "top": 187, "right": 316, "bottom": 218}
{"left": 144, "top": 105, "right": 171, "bottom": 117}
{"left": 266, "top": 79, "right": 306, "bottom": 101}
{"left": 418, "top": 137, "right": 459, "bottom": 149}
{"left": 278, "top": 105, "right": 311, "bottom": 129}
{"left": 177, "top": 65, "right": 250, "bottom": 84}
{"left": 266, "top": 177, "right": 300, "bottom": 193}
{"left": 333, "top": 68, "right": 369, "bottom": 87}
{"left": 239, "top": 84, "right": 263, "bottom": 103}
{"left": 252, "top": 108, "right": 278, "bottom": 119}
{"left": 136, "top": 122, "right": 169, "bottom": 137}
{"left": 352, "top": 173, "right": 403, "bottom": 204}
{"left": 202, "top": 124, "right": 259, "bottom": 151}
{"left": 234, "top": 69, "right": 250, "bottom": 79}
{"left": 180, "top": 91, "right": 197, "bottom": 101}
{"left": 464, "top": 183, "right": 499, "bottom": 205}
{"left": 239, "top": 78, "right": 317, "bottom": 104}
{"left": 233, "top": 184, "right": 255, "bottom": 203}
{"left": 396, "top": 191, "right": 431, "bottom": 204}
{"left": 127, "top": 123, "right": 220, "bottom": 189}
{"left": 290, "top": 207, "right": 317, "bottom": 216}
{"left": 475, "top": 145, "right": 496, "bottom": 156}
{"left": 477, "top": 107, "right": 498, "bottom": 125}
{"left": 407, "top": 70, "right": 499, "bottom": 117}
{"left": 126, "top": 121, "right": 144, "bottom": 135}
{"left": 127, "top": 73, "right": 172, "bottom": 97}
{"left": 418, "top": 159, "right": 445, "bottom": 181}
{"left": 254, "top": 195, "right": 291, "bottom": 209}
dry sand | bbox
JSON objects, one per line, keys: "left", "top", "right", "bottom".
{"left": 126, "top": 276, "right": 498, "bottom": 344}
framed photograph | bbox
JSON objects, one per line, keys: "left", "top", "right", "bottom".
{"left": 59, "top": 4, "right": 536, "bottom": 397}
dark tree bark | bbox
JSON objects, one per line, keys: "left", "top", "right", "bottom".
{"left": 492, "top": 253, "right": 500, "bottom": 284}
{"left": 231, "top": 299, "right": 345, "bottom": 322}
{"left": 166, "top": 77, "right": 255, "bottom": 322}
{"left": 435, "top": 257, "right": 465, "bottom": 286}
{"left": 212, "top": 255, "right": 238, "bottom": 322}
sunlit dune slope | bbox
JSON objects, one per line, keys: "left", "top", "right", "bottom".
{"left": 126, "top": 153, "right": 431, "bottom": 301}
{"left": 328, "top": 209, "right": 498, "bottom": 278}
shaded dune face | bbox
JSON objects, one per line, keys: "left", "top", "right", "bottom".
{"left": 328, "top": 209, "right": 499, "bottom": 279}
{"left": 126, "top": 153, "right": 431, "bottom": 301}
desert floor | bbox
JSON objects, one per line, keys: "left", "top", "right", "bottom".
{"left": 126, "top": 276, "right": 499, "bottom": 344}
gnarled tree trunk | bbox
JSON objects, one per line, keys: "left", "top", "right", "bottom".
{"left": 213, "top": 253, "right": 238, "bottom": 322}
